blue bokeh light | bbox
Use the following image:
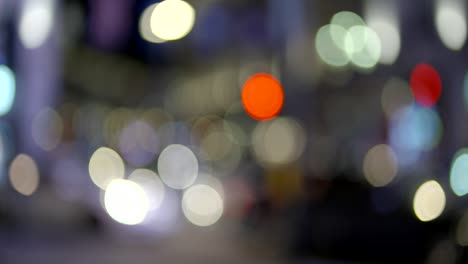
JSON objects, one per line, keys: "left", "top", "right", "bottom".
{"left": 0, "top": 65, "right": 15, "bottom": 116}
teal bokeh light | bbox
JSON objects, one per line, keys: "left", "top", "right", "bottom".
{"left": 450, "top": 149, "right": 468, "bottom": 196}
{"left": 0, "top": 65, "right": 15, "bottom": 116}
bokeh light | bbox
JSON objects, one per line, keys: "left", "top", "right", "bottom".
{"left": 456, "top": 211, "right": 468, "bottom": 246}
{"left": 158, "top": 144, "right": 198, "bottom": 189}
{"left": 450, "top": 149, "right": 468, "bottom": 196}
{"left": 390, "top": 106, "right": 443, "bottom": 165}
{"left": 330, "top": 11, "right": 366, "bottom": 47}
{"left": 362, "top": 144, "right": 398, "bottom": 187}
{"left": 139, "top": 3, "right": 166, "bottom": 43}
{"left": 0, "top": 65, "right": 15, "bottom": 116}
{"left": 9, "top": 154, "right": 40, "bottom": 196}
{"left": 182, "top": 184, "right": 223, "bottom": 227}
{"left": 381, "top": 78, "right": 413, "bottom": 119}
{"left": 104, "top": 179, "right": 149, "bottom": 225}
{"left": 128, "top": 169, "right": 165, "bottom": 210}
{"left": 315, "top": 24, "right": 350, "bottom": 67}
{"left": 252, "top": 117, "right": 306, "bottom": 167}
{"left": 19, "top": 0, "right": 54, "bottom": 49}
{"left": 31, "top": 107, "right": 64, "bottom": 151}
{"left": 150, "top": 0, "right": 195, "bottom": 41}
{"left": 88, "top": 147, "right": 125, "bottom": 190}
{"left": 413, "top": 180, "right": 446, "bottom": 222}
{"left": 367, "top": 19, "right": 400, "bottom": 65}
{"left": 241, "top": 73, "right": 284, "bottom": 121}
{"left": 410, "top": 64, "right": 442, "bottom": 108}
{"left": 435, "top": 1, "right": 467, "bottom": 51}
{"left": 118, "top": 120, "right": 160, "bottom": 167}
{"left": 344, "top": 25, "right": 381, "bottom": 69}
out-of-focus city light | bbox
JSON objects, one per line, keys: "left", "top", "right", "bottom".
{"left": 365, "top": 0, "right": 401, "bottom": 65}
{"left": 32, "top": 107, "right": 63, "bottom": 151}
{"left": 88, "top": 147, "right": 125, "bottom": 190}
{"left": 0, "top": 65, "right": 15, "bottom": 116}
{"left": 410, "top": 64, "right": 442, "bottom": 108}
{"left": 119, "top": 120, "right": 160, "bottom": 167}
{"left": 381, "top": 78, "right": 413, "bottom": 119}
{"left": 252, "top": 117, "right": 306, "bottom": 167}
{"left": 450, "top": 149, "right": 468, "bottom": 196}
{"left": 9, "top": 154, "right": 40, "bottom": 196}
{"left": 139, "top": 3, "right": 166, "bottom": 43}
{"left": 104, "top": 179, "right": 149, "bottom": 225}
{"left": 241, "top": 73, "right": 284, "bottom": 121}
{"left": 435, "top": 0, "right": 467, "bottom": 51}
{"left": 315, "top": 24, "right": 350, "bottom": 67}
{"left": 19, "top": 0, "right": 54, "bottom": 49}
{"left": 150, "top": 0, "right": 195, "bottom": 41}
{"left": 456, "top": 212, "right": 468, "bottom": 246}
{"left": 103, "top": 108, "right": 135, "bottom": 148}
{"left": 158, "top": 144, "right": 198, "bottom": 189}
{"left": 182, "top": 184, "right": 223, "bottom": 227}
{"left": 128, "top": 169, "right": 165, "bottom": 210}
{"left": 331, "top": 11, "right": 366, "bottom": 47}
{"left": 366, "top": 19, "right": 400, "bottom": 65}
{"left": 344, "top": 25, "right": 381, "bottom": 69}
{"left": 413, "top": 180, "right": 446, "bottom": 222}
{"left": 362, "top": 144, "right": 398, "bottom": 187}
{"left": 390, "top": 106, "right": 442, "bottom": 165}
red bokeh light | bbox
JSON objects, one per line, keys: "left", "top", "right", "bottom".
{"left": 410, "top": 64, "right": 442, "bottom": 107}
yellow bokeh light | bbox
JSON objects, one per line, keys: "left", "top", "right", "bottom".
{"left": 9, "top": 154, "right": 40, "bottom": 196}
{"left": 139, "top": 3, "right": 166, "bottom": 43}
{"left": 252, "top": 117, "right": 306, "bottom": 167}
{"left": 104, "top": 179, "right": 149, "bottom": 225}
{"left": 182, "top": 184, "right": 223, "bottom": 227}
{"left": 150, "top": 0, "right": 195, "bottom": 41}
{"left": 362, "top": 144, "right": 398, "bottom": 187}
{"left": 413, "top": 180, "right": 446, "bottom": 222}
{"left": 88, "top": 147, "right": 125, "bottom": 190}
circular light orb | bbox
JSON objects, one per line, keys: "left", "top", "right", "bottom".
{"left": 362, "top": 144, "right": 398, "bottom": 187}
{"left": 88, "top": 147, "right": 125, "bottom": 190}
{"left": 128, "top": 169, "right": 165, "bottom": 210}
{"left": 368, "top": 19, "right": 400, "bottom": 65}
{"left": 390, "top": 106, "right": 443, "bottom": 165}
{"left": 9, "top": 154, "right": 40, "bottom": 196}
{"left": 381, "top": 78, "right": 413, "bottom": 119}
{"left": 450, "top": 149, "right": 468, "bottom": 196}
{"left": 410, "top": 64, "right": 442, "bottom": 108}
{"left": 456, "top": 212, "right": 468, "bottom": 246}
{"left": 315, "top": 24, "right": 350, "bottom": 67}
{"left": 19, "top": 0, "right": 54, "bottom": 49}
{"left": 344, "top": 25, "right": 381, "bottom": 69}
{"left": 182, "top": 184, "right": 223, "bottom": 227}
{"left": 158, "top": 144, "right": 198, "bottom": 189}
{"left": 119, "top": 120, "right": 160, "bottom": 167}
{"left": 241, "top": 73, "right": 284, "bottom": 121}
{"left": 31, "top": 107, "right": 63, "bottom": 151}
{"left": 150, "top": 0, "right": 195, "bottom": 41}
{"left": 104, "top": 179, "right": 149, "bottom": 225}
{"left": 0, "top": 65, "right": 15, "bottom": 116}
{"left": 331, "top": 11, "right": 365, "bottom": 46}
{"left": 251, "top": 117, "right": 306, "bottom": 167}
{"left": 413, "top": 180, "right": 446, "bottom": 222}
{"left": 139, "top": 3, "right": 166, "bottom": 43}
{"left": 435, "top": 3, "right": 467, "bottom": 51}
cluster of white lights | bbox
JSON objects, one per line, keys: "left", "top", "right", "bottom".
{"left": 315, "top": 11, "right": 381, "bottom": 69}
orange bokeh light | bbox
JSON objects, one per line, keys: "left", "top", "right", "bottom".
{"left": 241, "top": 73, "right": 284, "bottom": 121}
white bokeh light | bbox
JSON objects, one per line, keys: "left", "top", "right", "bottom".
{"left": 104, "top": 179, "right": 150, "bottom": 225}
{"left": 182, "top": 184, "right": 223, "bottom": 227}
{"left": 158, "top": 144, "right": 198, "bottom": 189}
{"left": 150, "top": 0, "right": 195, "bottom": 41}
